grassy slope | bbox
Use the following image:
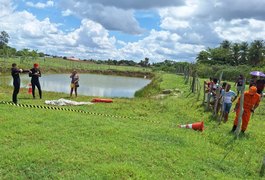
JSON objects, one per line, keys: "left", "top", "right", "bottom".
{"left": 0, "top": 57, "right": 151, "bottom": 74}
{"left": 0, "top": 73, "right": 265, "bottom": 179}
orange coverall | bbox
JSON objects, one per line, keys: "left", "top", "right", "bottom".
{"left": 233, "top": 91, "right": 260, "bottom": 131}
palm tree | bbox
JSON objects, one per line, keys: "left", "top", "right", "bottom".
{"left": 248, "top": 40, "right": 264, "bottom": 66}
{"left": 232, "top": 43, "right": 240, "bottom": 66}
{"left": 239, "top": 42, "right": 248, "bottom": 65}
{"left": 220, "top": 40, "right": 231, "bottom": 49}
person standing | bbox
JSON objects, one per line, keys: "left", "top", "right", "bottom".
{"left": 29, "top": 63, "right": 42, "bottom": 99}
{"left": 231, "top": 86, "right": 260, "bottom": 134}
{"left": 249, "top": 75, "right": 257, "bottom": 88}
{"left": 221, "top": 83, "right": 237, "bottom": 123}
{"left": 256, "top": 77, "right": 265, "bottom": 97}
{"left": 235, "top": 74, "right": 244, "bottom": 96}
{"left": 70, "top": 70, "right": 79, "bottom": 97}
{"left": 11, "top": 63, "right": 29, "bottom": 104}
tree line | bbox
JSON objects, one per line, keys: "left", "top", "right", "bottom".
{"left": 0, "top": 31, "right": 45, "bottom": 59}
{"left": 196, "top": 40, "right": 265, "bottom": 66}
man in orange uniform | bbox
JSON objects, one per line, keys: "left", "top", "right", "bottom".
{"left": 231, "top": 86, "right": 260, "bottom": 133}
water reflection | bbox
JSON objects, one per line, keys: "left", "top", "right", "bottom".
{"left": 1, "top": 74, "right": 150, "bottom": 98}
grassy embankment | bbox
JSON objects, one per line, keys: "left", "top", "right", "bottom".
{"left": 0, "top": 57, "right": 152, "bottom": 78}
{"left": 0, "top": 64, "right": 265, "bottom": 179}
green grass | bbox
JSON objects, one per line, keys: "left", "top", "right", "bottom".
{"left": 0, "top": 73, "right": 265, "bottom": 179}
{"left": 0, "top": 57, "right": 151, "bottom": 74}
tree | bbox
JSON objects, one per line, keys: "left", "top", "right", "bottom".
{"left": 220, "top": 40, "right": 231, "bottom": 49}
{"left": 248, "top": 40, "right": 264, "bottom": 66}
{"left": 209, "top": 48, "right": 231, "bottom": 65}
{"left": 31, "top": 50, "right": 39, "bottom": 60}
{"left": 231, "top": 43, "right": 240, "bottom": 66}
{"left": 239, "top": 42, "right": 248, "bottom": 65}
{"left": 196, "top": 50, "right": 210, "bottom": 64}
{"left": 0, "top": 31, "right": 10, "bottom": 48}
{"left": 139, "top": 57, "right": 150, "bottom": 67}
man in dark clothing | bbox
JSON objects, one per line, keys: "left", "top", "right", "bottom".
{"left": 11, "top": 63, "right": 29, "bottom": 103}
{"left": 235, "top": 74, "right": 244, "bottom": 96}
{"left": 256, "top": 77, "right": 265, "bottom": 96}
{"left": 29, "top": 63, "right": 42, "bottom": 99}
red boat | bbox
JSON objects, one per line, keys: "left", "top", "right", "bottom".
{"left": 91, "top": 98, "right": 113, "bottom": 103}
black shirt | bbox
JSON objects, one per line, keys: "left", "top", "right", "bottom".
{"left": 29, "top": 68, "right": 41, "bottom": 81}
{"left": 11, "top": 67, "right": 21, "bottom": 83}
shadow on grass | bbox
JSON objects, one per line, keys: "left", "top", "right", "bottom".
{"left": 19, "top": 97, "right": 32, "bottom": 100}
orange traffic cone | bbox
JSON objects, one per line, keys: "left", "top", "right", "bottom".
{"left": 28, "top": 83, "right": 32, "bottom": 94}
{"left": 178, "top": 121, "right": 204, "bottom": 131}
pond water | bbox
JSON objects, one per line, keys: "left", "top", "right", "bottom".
{"left": 0, "top": 73, "right": 150, "bottom": 98}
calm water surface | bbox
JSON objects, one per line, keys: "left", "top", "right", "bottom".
{"left": 1, "top": 73, "right": 150, "bottom": 98}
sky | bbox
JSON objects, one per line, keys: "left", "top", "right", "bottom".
{"left": 1, "top": 0, "right": 265, "bottom": 63}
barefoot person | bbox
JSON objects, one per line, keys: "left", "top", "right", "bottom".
{"left": 70, "top": 70, "right": 79, "bottom": 97}
{"left": 29, "top": 63, "right": 42, "bottom": 99}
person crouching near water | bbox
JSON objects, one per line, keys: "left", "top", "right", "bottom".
{"left": 29, "top": 63, "right": 42, "bottom": 99}
{"left": 231, "top": 86, "right": 260, "bottom": 134}
{"left": 70, "top": 70, "right": 79, "bottom": 97}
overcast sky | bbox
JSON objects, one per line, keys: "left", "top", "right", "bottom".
{"left": 1, "top": 0, "right": 265, "bottom": 63}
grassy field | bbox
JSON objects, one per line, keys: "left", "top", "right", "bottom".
{"left": 0, "top": 73, "right": 265, "bottom": 179}
{"left": 0, "top": 57, "right": 151, "bottom": 74}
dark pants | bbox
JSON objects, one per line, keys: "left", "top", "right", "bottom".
{"left": 32, "top": 80, "right": 42, "bottom": 99}
{"left": 12, "top": 80, "right": 20, "bottom": 104}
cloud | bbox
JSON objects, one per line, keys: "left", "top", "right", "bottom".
{"left": 58, "top": 0, "right": 185, "bottom": 34}
{"left": 119, "top": 30, "right": 204, "bottom": 62}
{"left": 0, "top": 3, "right": 119, "bottom": 59}
{"left": 213, "top": 18, "right": 265, "bottom": 42}
{"left": 26, "top": 0, "right": 54, "bottom": 9}
{"left": 2, "top": 0, "right": 265, "bottom": 63}
{"left": 0, "top": 0, "right": 15, "bottom": 18}
{"left": 61, "top": 9, "right": 72, "bottom": 17}
{"left": 158, "top": 0, "right": 265, "bottom": 47}
{"left": 60, "top": 0, "right": 185, "bottom": 10}
{"left": 59, "top": 1, "right": 144, "bottom": 34}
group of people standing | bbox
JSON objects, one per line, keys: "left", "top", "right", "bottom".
{"left": 11, "top": 63, "right": 42, "bottom": 104}
{"left": 205, "top": 74, "right": 264, "bottom": 134}
{"left": 11, "top": 63, "right": 79, "bottom": 104}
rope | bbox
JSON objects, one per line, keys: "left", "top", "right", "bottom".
{"left": 0, "top": 101, "right": 160, "bottom": 123}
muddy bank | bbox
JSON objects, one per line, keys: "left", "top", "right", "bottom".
{"left": 40, "top": 68, "right": 154, "bottom": 79}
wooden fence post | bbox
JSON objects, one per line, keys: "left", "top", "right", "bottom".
{"left": 185, "top": 66, "right": 190, "bottom": 84}
{"left": 191, "top": 72, "right": 197, "bottom": 93}
{"left": 202, "top": 80, "right": 206, "bottom": 105}
{"left": 197, "top": 77, "right": 201, "bottom": 101}
{"left": 235, "top": 79, "right": 246, "bottom": 138}
{"left": 213, "top": 71, "right": 223, "bottom": 117}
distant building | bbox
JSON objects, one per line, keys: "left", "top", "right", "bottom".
{"left": 67, "top": 56, "right": 80, "bottom": 61}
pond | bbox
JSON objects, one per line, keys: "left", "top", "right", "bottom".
{"left": 1, "top": 73, "right": 151, "bottom": 98}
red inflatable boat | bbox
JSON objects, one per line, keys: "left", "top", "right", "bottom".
{"left": 91, "top": 98, "right": 113, "bottom": 103}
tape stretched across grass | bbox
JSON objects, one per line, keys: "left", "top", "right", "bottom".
{"left": 0, "top": 101, "right": 156, "bottom": 122}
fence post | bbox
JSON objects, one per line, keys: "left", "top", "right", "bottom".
{"left": 235, "top": 79, "right": 246, "bottom": 138}
{"left": 191, "top": 73, "right": 196, "bottom": 93}
{"left": 197, "top": 77, "right": 201, "bottom": 101}
{"left": 202, "top": 80, "right": 206, "bottom": 105}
